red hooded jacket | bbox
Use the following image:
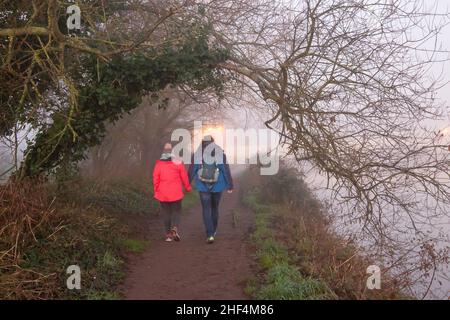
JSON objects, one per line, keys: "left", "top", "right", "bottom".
{"left": 153, "top": 158, "right": 192, "bottom": 202}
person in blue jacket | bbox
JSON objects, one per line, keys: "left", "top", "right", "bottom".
{"left": 189, "top": 135, "right": 234, "bottom": 244}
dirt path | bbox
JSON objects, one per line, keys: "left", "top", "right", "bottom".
{"left": 121, "top": 185, "right": 255, "bottom": 300}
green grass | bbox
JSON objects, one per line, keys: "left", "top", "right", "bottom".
{"left": 245, "top": 276, "right": 259, "bottom": 297}
{"left": 121, "top": 239, "right": 149, "bottom": 253}
{"left": 243, "top": 191, "right": 336, "bottom": 300}
{"left": 257, "top": 238, "right": 290, "bottom": 269}
{"left": 257, "top": 263, "right": 335, "bottom": 300}
{"left": 85, "top": 290, "right": 121, "bottom": 300}
{"left": 100, "top": 250, "right": 123, "bottom": 269}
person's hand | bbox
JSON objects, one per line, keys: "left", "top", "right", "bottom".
{"left": 227, "top": 189, "right": 234, "bottom": 194}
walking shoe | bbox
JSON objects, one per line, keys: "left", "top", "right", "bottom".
{"left": 165, "top": 233, "right": 173, "bottom": 242}
{"left": 206, "top": 236, "right": 215, "bottom": 244}
{"left": 171, "top": 226, "right": 181, "bottom": 242}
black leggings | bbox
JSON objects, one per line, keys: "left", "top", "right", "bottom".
{"left": 160, "top": 200, "right": 181, "bottom": 233}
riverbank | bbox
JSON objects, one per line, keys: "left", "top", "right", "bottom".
{"left": 240, "top": 165, "right": 407, "bottom": 299}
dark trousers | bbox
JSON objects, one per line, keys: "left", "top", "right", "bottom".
{"left": 199, "top": 191, "right": 222, "bottom": 237}
{"left": 160, "top": 200, "right": 181, "bottom": 233}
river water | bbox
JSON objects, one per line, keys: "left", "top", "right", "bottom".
{"left": 302, "top": 164, "right": 450, "bottom": 300}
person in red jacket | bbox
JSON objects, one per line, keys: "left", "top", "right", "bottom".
{"left": 153, "top": 143, "right": 192, "bottom": 242}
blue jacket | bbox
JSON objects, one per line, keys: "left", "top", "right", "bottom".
{"left": 188, "top": 151, "right": 233, "bottom": 193}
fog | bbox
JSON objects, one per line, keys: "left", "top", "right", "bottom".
{"left": 1, "top": 0, "right": 449, "bottom": 299}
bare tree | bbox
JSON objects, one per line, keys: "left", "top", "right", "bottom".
{"left": 0, "top": 0, "right": 186, "bottom": 133}
{"left": 2, "top": 0, "right": 450, "bottom": 296}
{"left": 187, "top": 0, "right": 450, "bottom": 296}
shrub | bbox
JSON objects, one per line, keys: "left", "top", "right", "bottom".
{"left": 0, "top": 179, "right": 136, "bottom": 299}
{"left": 72, "top": 179, "right": 156, "bottom": 215}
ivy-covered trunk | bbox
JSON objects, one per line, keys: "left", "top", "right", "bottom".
{"left": 17, "top": 26, "right": 228, "bottom": 179}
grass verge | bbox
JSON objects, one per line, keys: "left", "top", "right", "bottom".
{"left": 243, "top": 189, "right": 336, "bottom": 300}
{"left": 241, "top": 165, "right": 405, "bottom": 300}
{"left": 0, "top": 178, "right": 153, "bottom": 300}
